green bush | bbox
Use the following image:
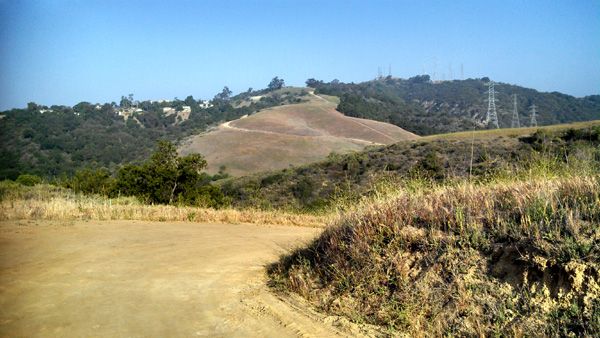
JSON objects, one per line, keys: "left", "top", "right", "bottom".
{"left": 113, "top": 140, "right": 226, "bottom": 207}
{"left": 16, "top": 174, "right": 43, "bottom": 186}
{"left": 67, "top": 168, "right": 114, "bottom": 195}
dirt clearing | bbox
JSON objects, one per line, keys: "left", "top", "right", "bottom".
{"left": 0, "top": 220, "right": 351, "bottom": 337}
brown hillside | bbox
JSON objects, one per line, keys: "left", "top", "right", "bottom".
{"left": 179, "top": 90, "right": 418, "bottom": 176}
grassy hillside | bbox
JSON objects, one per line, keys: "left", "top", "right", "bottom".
{"left": 221, "top": 121, "right": 600, "bottom": 211}
{"left": 309, "top": 76, "right": 600, "bottom": 135}
{"left": 268, "top": 174, "right": 600, "bottom": 336}
{"left": 265, "top": 123, "right": 600, "bottom": 335}
{"left": 179, "top": 89, "right": 417, "bottom": 176}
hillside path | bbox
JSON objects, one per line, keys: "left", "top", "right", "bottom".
{"left": 220, "top": 119, "right": 380, "bottom": 145}
{"left": 0, "top": 220, "right": 357, "bottom": 337}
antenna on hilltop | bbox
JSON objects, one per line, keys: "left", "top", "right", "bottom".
{"left": 530, "top": 104, "right": 538, "bottom": 127}
{"left": 484, "top": 81, "right": 500, "bottom": 129}
{"left": 388, "top": 64, "right": 392, "bottom": 77}
{"left": 377, "top": 66, "right": 383, "bottom": 80}
{"left": 460, "top": 63, "right": 464, "bottom": 79}
{"left": 511, "top": 94, "right": 520, "bottom": 128}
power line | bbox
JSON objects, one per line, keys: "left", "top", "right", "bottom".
{"left": 530, "top": 104, "right": 538, "bottom": 127}
{"left": 484, "top": 81, "right": 499, "bottom": 129}
{"left": 511, "top": 94, "right": 520, "bottom": 128}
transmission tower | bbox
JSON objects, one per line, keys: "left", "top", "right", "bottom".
{"left": 511, "top": 94, "right": 520, "bottom": 128}
{"left": 530, "top": 104, "right": 538, "bottom": 127}
{"left": 484, "top": 81, "right": 499, "bottom": 129}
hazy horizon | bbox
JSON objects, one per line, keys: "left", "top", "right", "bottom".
{"left": 1, "top": 0, "right": 599, "bottom": 110}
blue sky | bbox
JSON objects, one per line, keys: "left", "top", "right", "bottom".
{"left": 0, "top": 0, "right": 598, "bottom": 110}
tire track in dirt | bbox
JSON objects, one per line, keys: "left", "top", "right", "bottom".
{"left": 0, "top": 220, "right": 370, "bottom": 337}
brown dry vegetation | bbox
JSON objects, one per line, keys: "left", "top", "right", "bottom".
{"left": 0, "top": 183, "right": 327, "bottom": 227}
{"left": 179, "top": 91, "right": 417, "bottom": 176}
{"left": 269, "top": 170, "right": 600, "bottom": 336}
{"left": 424, "top": 120, "right": 600, "bottom": 141}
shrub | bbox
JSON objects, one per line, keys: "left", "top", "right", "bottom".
{"left": 16, "top": 174, "right": 43, "bottom": 186}
{"left": 67, "top": 168, "right": 114, "bottom": 195}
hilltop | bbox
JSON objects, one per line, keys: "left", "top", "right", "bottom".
{"left": 179, "top": 88, "right": 417, "bottom": 176}
{"left": 308, "top": 76, "right": 600, "bottom": 135}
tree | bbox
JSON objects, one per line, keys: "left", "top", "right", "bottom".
{"left": 268, "top": 77, "right": 285, "bottom": 91}
{"left": 214, "top": 86, "right": 232, "bottom": 101}
{"left": 184, "top": 95, "right": 196, "bottom": 106}
{"left": 120, "top": 95, "right": 132, "bottom": 108}
{"left": 27, "top": 102, "right": 39, "bottom": 111}
{"left": 305, "top": 78, "right": 323, "bottom": 88}
{"left": 114, "top": 140, "right": 209, "bottom": 204}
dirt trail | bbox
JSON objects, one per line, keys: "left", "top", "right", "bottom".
{"left": 219, "top": 94, "right": 384, "bottom": 146}
{"left": 220, "top": 119, "right": 379, "bottom": 145}
{"left": 0, "top": 221, "right": 356, "bottom": 337}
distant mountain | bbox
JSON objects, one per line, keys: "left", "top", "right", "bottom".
{"left": 180, "top": 88, "right": 417, "bottom": 176}
{"left": 307, "top": 76, "right": 600, "bottom": 135}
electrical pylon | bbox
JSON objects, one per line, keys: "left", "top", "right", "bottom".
{"left": 511, "top": 94, "right": 520, "bottom": 128}
{"left": 530, "top": 104, "right": 538, "bottom": 127}
{"left": 485, "top": 81, "right": 499, "bottom": 129}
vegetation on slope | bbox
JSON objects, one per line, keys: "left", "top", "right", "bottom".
{"left": 222, "top": 122, "right": 600, "bottom": 211}
{"left": 0, "top": 79, "right": 306, "bottom": 180}
{"left": 0, "top": 181, "right": 326, "bottom": 227}
{"left": 268, "top": 154, "right": 600, "bottom": 336}
{"left": 180, "top": 89, "right": 416, "bottom": 176}
{"left": 307, "top": 76, "right": 600, "bottom": 135}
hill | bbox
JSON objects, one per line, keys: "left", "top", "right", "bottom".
{"left": 179, "top": 88, "right": 418, "bottom": 176}
{"left": 0, "top": 87, "right": 306, "bottom": 180}
{"left": 308, "top": 76, "right": 600, "bottom": 135}
{"left": 264, "top": 122, "right": 600, "bottom": 336}
{"left": 221, "top": 120, "right": 600, "bottom": 210}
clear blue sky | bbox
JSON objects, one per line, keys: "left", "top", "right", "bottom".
{"left": 1, "top": 0, "right": 598, "bottom": 110}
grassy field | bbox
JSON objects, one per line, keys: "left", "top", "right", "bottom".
{"left": 0, "top": 182, "right": 328, "bottom": 227}
{"left": 179, "top": 90, "right": 417, "bottom": 176}
{"left": 424, "top": 119, "right": 600, "bottom": 141}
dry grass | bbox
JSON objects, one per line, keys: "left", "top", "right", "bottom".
{"left": 180, "top": 92, "right": 416, "bottom": 176}
{"left": 269, "top": 175, "right": 600, "bottom": 336}
{"left": 0, "top": 183, "right": 327, "bottom": 227}
{"left": 423, "top": 119, "right": 600, "bottom": 141}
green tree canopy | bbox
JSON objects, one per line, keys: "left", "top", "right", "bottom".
{"left": 268, "top": 77, "right": 285, "bottom": 91}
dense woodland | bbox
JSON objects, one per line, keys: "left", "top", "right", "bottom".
{"left": 308, "top": 76, "right": 600, "bottom": 135}
{"left": 0, "top": 80, "right": 305, "bottom": 180}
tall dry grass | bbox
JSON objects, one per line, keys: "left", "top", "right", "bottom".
{"left": 269, "top": 174, "right": 600, "bottom": 336}
{"left": 0, "top": 182, "right": 327, "bottom": 227}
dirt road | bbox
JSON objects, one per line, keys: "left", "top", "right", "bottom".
{"left": 0, "top": 221, "right": 352, "bottom": 337}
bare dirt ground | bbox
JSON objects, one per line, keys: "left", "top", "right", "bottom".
{"left": 0, "top": 220, "right": 358, "bottom": 337}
